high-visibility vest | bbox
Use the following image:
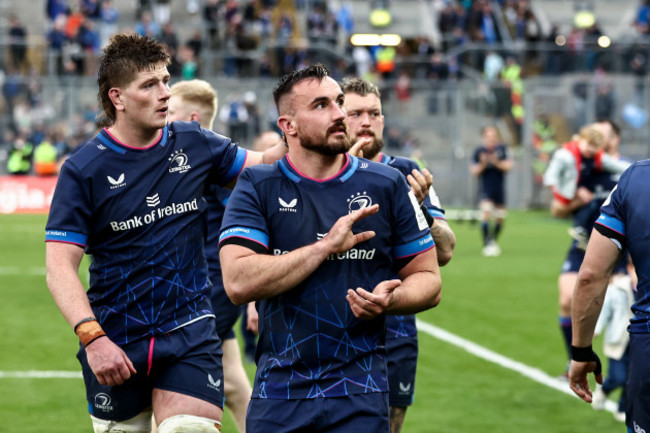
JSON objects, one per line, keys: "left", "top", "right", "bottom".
{"left": 33, "top": 140, "right": 58, "bottom": 176}
{"left": 7, "top": 141, "right": 33, "bottom": 174}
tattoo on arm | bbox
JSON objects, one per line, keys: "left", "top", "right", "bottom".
{"left": 390, "top": 406, "right": 407, "bottom": 433}
{"left": 431, "top": 219, "right": 455, "bottom": 257}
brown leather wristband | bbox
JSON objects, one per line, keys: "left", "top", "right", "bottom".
{"left": 75, "top": 319, "right": 107, "bottom": 347}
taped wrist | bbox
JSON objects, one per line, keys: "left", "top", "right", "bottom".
{"left": 421, "top": 205, "right": 434, "bottom": 227}
{"left": 571, "top": 344, "right": 602, "bottom": 375}
{"left": 74, "top": 317, "right": 107, "bottom": 347}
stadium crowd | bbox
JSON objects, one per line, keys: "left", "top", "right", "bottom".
{"left": 3, "top": 0, "right": 650, "bottom": 175}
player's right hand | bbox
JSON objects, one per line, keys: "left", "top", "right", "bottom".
{"left": 322, "top": 204, "right": 379, "bottom": 254}
{"left": 86, "top": 337, "right": 137, "bottom": 387}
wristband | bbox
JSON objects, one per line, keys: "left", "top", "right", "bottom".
{"left": 571, "top": 345, "right": 602, "bottom": 375}
{"left": 73, "top": 317, "right": 97, "bottom": 333}
{"left": 74, "top": 318, "right": 107, "bottom": 347}
{"left": 421, "top": 205, "right": 434, "bottom": 227}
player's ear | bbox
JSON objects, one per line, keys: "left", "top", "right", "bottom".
{"left": 277, "top": 115, "right": 296, "bottom": 138}
{"left": 109, "top": 88, "right": 124, "bottom": 113}
{"left": 190, "top": 112, "right": 200, "bottom": 123}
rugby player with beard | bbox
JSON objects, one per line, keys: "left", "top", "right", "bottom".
{"left": 342, "top": 77, "right": 455, "bottom": 433}
{"left": 218, "top": 64, "right": 442, "bottom": 433}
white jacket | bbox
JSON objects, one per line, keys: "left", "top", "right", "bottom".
{"left": 543, "top": 142, "right": 631, "bottom": 204}
{"left": 594, "top": 275, "right": 635, "bottom": 360}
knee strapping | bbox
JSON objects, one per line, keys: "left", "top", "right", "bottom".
{"left": 158, "top": 415, "right": 221, "bottom": 433}
{"left": 90, "top": 411, "right": 152, "bottom": 433}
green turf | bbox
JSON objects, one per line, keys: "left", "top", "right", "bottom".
{"left": 0, "top": 212, "right": 624, "bottom": 431}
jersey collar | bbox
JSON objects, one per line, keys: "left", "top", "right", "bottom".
{"left": 96, "top": 125, "right": 169, "bottom": 155}
{"left": 278, "top": 153, "right": 358, "bottom": 184}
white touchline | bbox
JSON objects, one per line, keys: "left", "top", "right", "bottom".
{"left": 0, "top": 321, "right": 620, "bottom": 414}
{"left": 416, "top": 319, "right": 619, "bottom": 414}
{"left": 0, "top": 267, "right": 46, "bottom": 275}
{"left": 0, "top": 371, "right": 81, "bottom": 379}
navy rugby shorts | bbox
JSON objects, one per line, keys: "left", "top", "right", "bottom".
{"left": 78, "top": 317, "right": 224, "bottom": 421}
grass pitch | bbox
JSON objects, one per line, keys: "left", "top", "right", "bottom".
{"left": 0, "top": 212, "right": 623, "bottom": 432}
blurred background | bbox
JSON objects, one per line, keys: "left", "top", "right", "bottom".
{"left": 1, "top": 0, "right": 650, "bottom": 211}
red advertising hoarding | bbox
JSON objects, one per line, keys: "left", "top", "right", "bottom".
{"left": 0, "top": 176, "right": 58, "bottom": 214}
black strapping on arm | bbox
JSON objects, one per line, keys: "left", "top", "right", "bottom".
{"left": 219, "top": 237, "right": 269, "bottom": 254}
{"left": 594, "top": 223, "right": 626, "bottom": 251}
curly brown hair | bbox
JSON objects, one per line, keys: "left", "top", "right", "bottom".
{"left": 97, "top": 33, "right": 170, "bottom": 123}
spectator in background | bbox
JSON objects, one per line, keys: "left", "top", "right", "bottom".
{"left": 33, "top": 135, "right": 58, "bottom": 176}
{"left": 203, "top": 0, "right": 223, "bottom": 49}
{"left": 152, "top": 0, "right": 172, "bottom": 26}
{"left": 98, "top": 0, "right": 119, "bottom": 48}
{"left": 160, "top": 21, "right": 179, "bottom": 55}
{"left": 8, "top": 15, "right": 28, "bottom": 73}
{"left": 81, "top": 0, "right": 101, "bottom": 20}
{"left": 46, "top": 0, "right": 69, "bottom": 22}
{"left": 179, "top": 44, "right": 198, "bottom": 79}
{"left": 219, "top": 93, "right": 249, "bottom": 144}
{"left": 635, "top": 0, "right": 650, "bottom": 35}
{"left": 438, "top": 0, "right": 466, "bottom": 52}
{"left": 276, "top": 11, "right": 294, "bottom": 44}
{"left": 6, "top": 134, "right": 33, "bottom": 175}
{"left": 135, "top": 10, "right": 160, "bottom": 39}
{"left": 429, "top": 52, "right": 450, "bottom": 80}
{"left": 483, "top": 50, "right": 504, "bottom": 81}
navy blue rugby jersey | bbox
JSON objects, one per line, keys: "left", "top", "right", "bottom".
{"left": 581, "top": 155, "right": 630, "bottom": 233}
{"left": 45, "top": 121, "right": 246, "bottom": 345}
{"left": 472, "top": 144, "right": 509, "bottom": 189}
{"left": 379, "top": 153, "right": 446, "bottom": 340}
{"left": 204, "top": 184, "right": 231, "bottom": 284}
{"left": 219, "top": 154, "right": 434, "bottom": 399}
{"left": 595, "top": 160, "right": 650, "bottom": 334}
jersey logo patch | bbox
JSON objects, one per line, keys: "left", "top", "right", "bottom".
{"left": 399, "top": 382, "right": 412, "bottom": 393}
{"left": 347, "top": 191, "right": 373, "bottom": 213}
{"left": 168, "top": 150, "right": 191, "bottom": 174}
{"left": 107, "top": 173, "right": 126, "bottom": 189}
{"left": 279, "top": 197, "right": 298, "bottom": 212}
{"left": 207, "top": 374, "right": 222, "bottom": 391}
{"left": 146, "top": 193, "right": 161, "bottom": 207}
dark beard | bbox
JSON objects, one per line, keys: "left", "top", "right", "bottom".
{"left": 301, "top": 136, "right": 352, "bottom": 156}
{"left": 300, "top": 123, "right": 352, "bottom": 156}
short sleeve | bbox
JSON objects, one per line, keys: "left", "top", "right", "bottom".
{"left": 218, "top": 169, "right": 269, "bottom": 253}
{"left": 45, "top": 161, "right": 91, "bottom": 246}
{"left": 205, "top": 128, "right": 248, "bottom": 186}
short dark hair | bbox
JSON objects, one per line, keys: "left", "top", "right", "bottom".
{"left": 97, "top": 33, "right": 170, "bottom": 122}
{"left": 607, "top": 119, "right": 621, "bottom": 138}
{"left": 272, "top": 63, "right": 330, "bottom": 113}
{"left": 340, "top": 77, "right": 381, "bottom": 98}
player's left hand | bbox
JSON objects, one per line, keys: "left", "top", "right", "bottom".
{"left": 348, "top": 137, "right": 373, "bottom": 158}
{"left": 408, "top": 168, "right": 433, "bottom": 205}
{"left": 246, "top": 302, "right": 259, "bottom": 334}
{"left": 346, "top": 279, "right": 401, "bottom": 320}
{"left": 568, "top": 358, "right": 603, "bottom": 403}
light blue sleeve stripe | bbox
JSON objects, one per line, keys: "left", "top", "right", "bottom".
{"left": 596, "top": 213, "right": 625, "bottom": 236}
{"left": 219, "top": 227, "right": 269, "bottom": 248}
{"left": 223, "top": 147, "right": 248, "bottom": 184}
{"left": 45, "top": 230, "right": 88, "bottom": 246}
{"left": 428, "top": 209, "right": 445, "bottom": 219}
{"left": 393, "top": 234, "right": 435, "bottom": 259}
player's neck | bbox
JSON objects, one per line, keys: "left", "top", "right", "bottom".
{"left": 107, "top": 121, "right": 162, "bottom": 149}
{"left": 287, "top": 148, "right": 347, "bottom": 180}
